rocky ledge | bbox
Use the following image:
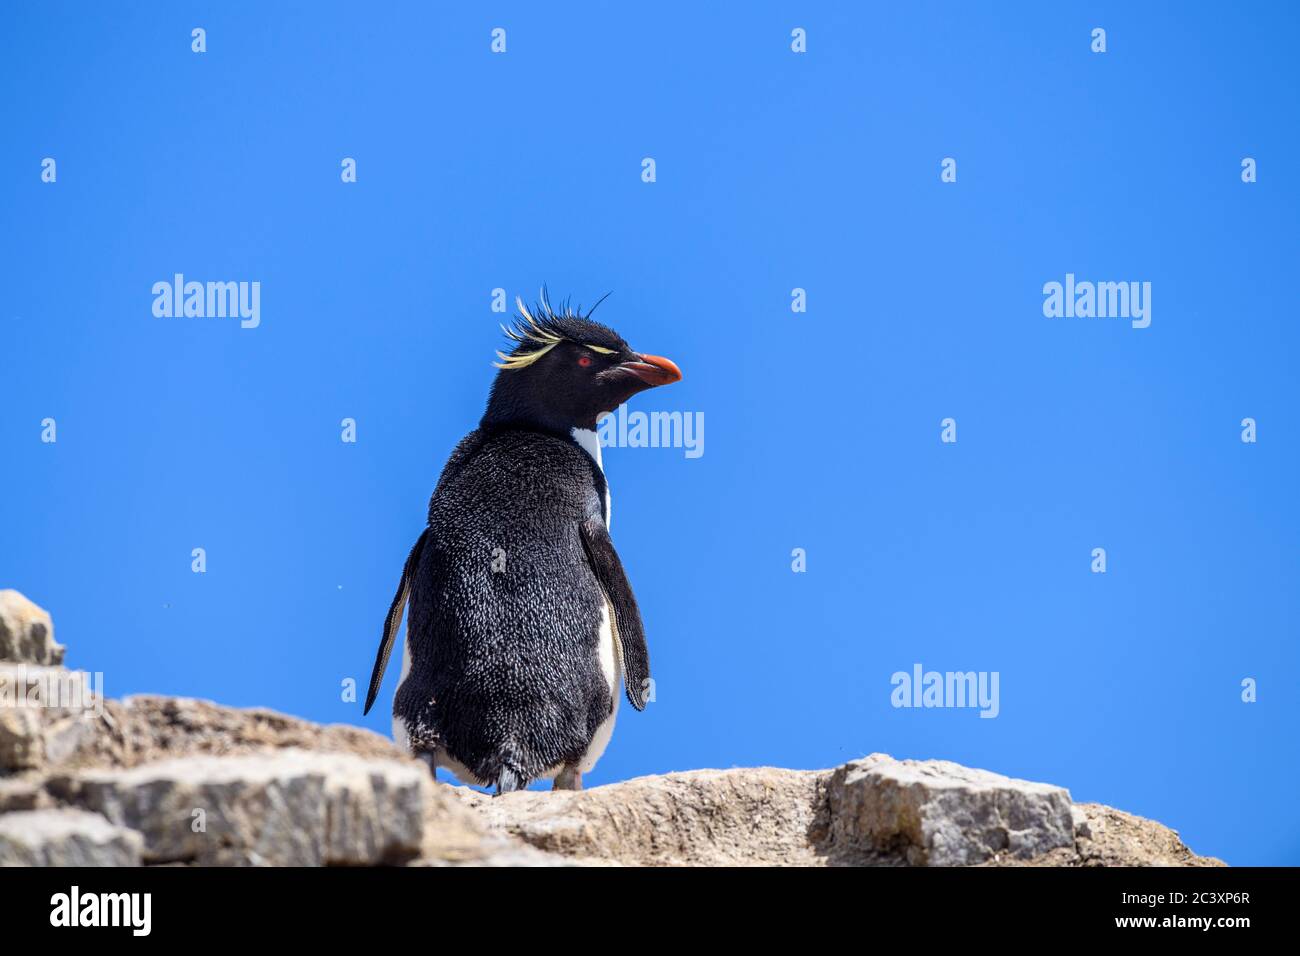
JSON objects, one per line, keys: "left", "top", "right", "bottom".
{"left": 0, "top": 590, "right": 1222, "bottom": 867}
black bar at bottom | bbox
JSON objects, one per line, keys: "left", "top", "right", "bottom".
{"left": 0, "top": 864, "right": 1283, "bottom": 940}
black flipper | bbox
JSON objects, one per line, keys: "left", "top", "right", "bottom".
{"left": 579, "top": 514, "right": 651, "bottom": 711}
{"left": 363, "top": 530, "right": 428, "bottom": 715}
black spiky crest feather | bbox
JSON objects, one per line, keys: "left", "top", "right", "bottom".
{"left": 494, "top": 288, "right": 624, "bottom": 369}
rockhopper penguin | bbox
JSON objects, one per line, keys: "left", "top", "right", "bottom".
{"left": 364, "top": 292, "right": 682, "bottom": 794}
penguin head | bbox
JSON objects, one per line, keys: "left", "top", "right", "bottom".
{"left": 482, "top": 292, "right": 683, "bottom": 433}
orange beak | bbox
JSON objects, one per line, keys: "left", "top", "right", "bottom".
{"left": 622, "top": 353, "right": 683, "bottom": 387}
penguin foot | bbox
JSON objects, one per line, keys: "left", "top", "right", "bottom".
{"left": 414, "top": 748, "right": 437, "bottom": 778}
{"left": 553, "top": 766, "right": 582, "bottom": 791}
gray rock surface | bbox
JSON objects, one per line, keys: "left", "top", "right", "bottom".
{"left": 0, "top": 707, "right": 43, "bottom": 771}
{"left": 0, "top": 664, "right": 102, "bottom": 772}
{"left": 0, "top": 779, "right": 46, "bottom": 813}
{"left": 453, "top": 759, "right": 1222, "bottom": 867}
{"left": 827, "top": 754, "right": 1076, "bottom": 865}
{"left": 0, "top": 809, "right": 141, "bottom": 866}
{"left": 0, "top": 590, "right": 63, "bottom": 665}
{"left": 47, "top": 749, "right": 429, "bottom": 866}
{"left": 0, "top": 682, "right": 403, "bottom": 777}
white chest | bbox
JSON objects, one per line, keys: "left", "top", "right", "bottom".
{"left": 571, "top": 427, "right": 611, "bottom": 530}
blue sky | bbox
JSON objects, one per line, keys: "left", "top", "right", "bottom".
{"left": 2, "top": 2, "right": 1296, "bottom": 865}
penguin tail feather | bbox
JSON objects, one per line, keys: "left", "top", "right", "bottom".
{"left": 490, "top": 741, "right": 528, "bottom": 795}
{"left": 494, "top": 765, "right": 525, "bottom": 796}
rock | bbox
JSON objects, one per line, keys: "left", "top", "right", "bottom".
{"left": 827, "top": 754, "right": 1076, "bottom": 865}
{"left": 47, "top": 749, "right": 429, "bottom": 866}
{"left": 0, "top": 664, "right": 104, "bottom": 772}
{"left": 66, "top": 694, "right": 405, "bottom": 773}
{"left": 1071, "top": 805, "right": 1092, "bottom": 839}
{"left": 0, "top": 809, "right": 141, "bottom": 866}
{"left": 418, "top": 834, "right": 593, "bottom": 867}
{"left": 452, "top": 767, "right": 832, "bottom": 866}
{"left": 0, "top": 687, "right": 404, "bottom": 777}
{"left": 0, "top": 589, "right": 1224, "bottom": 868}
{"left": 0, "top": 590, "right": 63, "bottom": 665}
{"left": 0, "top": 779, "right": 47, "bottom": 813}
{"left": 0, "top": 707, "right": 43, "bottom": 770}
{"left": 1070, "top": 803, "right": 1222, "bottom": 867}
{"left": 456, "top": 757, "right": 1222, "bottom": 867}
{"left": 416, "top": 783, "right": 532, "bottom": 865}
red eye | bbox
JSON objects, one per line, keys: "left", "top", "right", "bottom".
{"left": 578, "top": 355, "right": 593, "bottom": 367}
